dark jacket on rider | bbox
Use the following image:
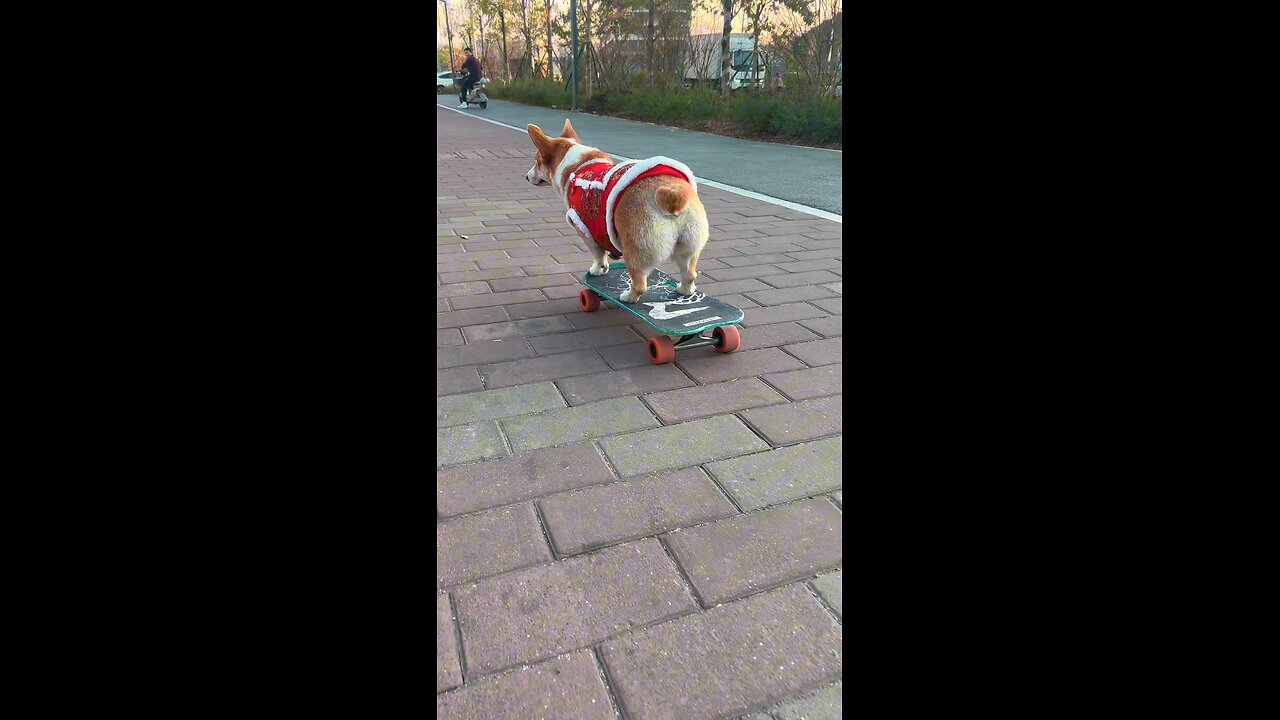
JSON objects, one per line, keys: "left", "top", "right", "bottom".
{"left": 460, "top": 55, "right": 481, "bottom": 81}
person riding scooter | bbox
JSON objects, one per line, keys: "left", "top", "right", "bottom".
{"left": 456, "top": 48, "right": 481, "bottom": 109}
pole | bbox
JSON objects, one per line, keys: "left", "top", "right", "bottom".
{"left": 570, "top": 0, "right": 578, "bottom": 111}
{"left": 439, "top": 0, "right": 456, "bottom": 81}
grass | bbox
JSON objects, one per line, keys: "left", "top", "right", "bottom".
{"left": 484, "top": 80, "right": 841, "bottom": 148}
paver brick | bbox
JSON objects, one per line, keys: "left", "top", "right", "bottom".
{"left": 437, "top": 503, "right": 552, "bottom": 588}
{"left": 436, "top": 651, "right": 614, "bottom": 720}
{"left": 511, "top": 244, "right": 583, "bottom": 256}
{"left": 784, "top": 337, "right": 842, "bottom": 366}
{"left": 452, "top": 539, "right": 697, "bottom": 676}
{"left": 555, "top": 364, "right": 695, "bottom": 406}
{"left": 437, "top": 441, "right": 616, "bottom": 517}
{"left": 810, "top": 571, "right": 842, "bottom": 620}
{"left": 523, "top": 262, "right": 586, "bottom": 276}
{"left": 822, "top": 281, "right": 842, "bottom": 294}
{"left": 540, "top": 284, "right": 583, "bottom": 300}
{"left": 437, "top": 366, "right": 484, "bottom": 396}
{"left": 438, "top": 328, "right": 464, "bottom": 347}
{"left": 567, "top": 306, "right": 646, "bottom": 330}
{"left": 700, "top": 264, "right": 788, "bottom": 281}
{"left": 598, "top": 342, "right": 662, "bottom": 370}
{"left": 480, "top": 349, "right": 611, "bottom": 388}
{"left": 704, "top": 437, "right": 842, "bottom": 510}
{"left": 437, "top": 593, "right": 463, "bottom": 692}
{"left": 811, "top": 297, "right": 842, "bottom": 314}
{"left": 664, "top": 498, "right": 842, "bottom": 605}
{"left": 742, "top": 303, "right": 829, "bottom": 327}
{"left": 798, "top": 315, "right": 842, "bottom": 337}
{"left": 437, "top": 421, "right": 508, "bottom": 468}
{"left": 743, "top": 285, "right": 839, "bottom": 306}
{"left": 448, "top": 289, "right": 547, "bottom": 310}
{"left": 461, "top": 315, "right": 573, "bottom": 342}
{"left": 529, "top": 326, "right": 642, "bottom": 355}
{"left": 643, "top": 378, "right": 787, "bottom": 424}
{"left": 712, "top": 293, "right": 761, "bottom": 309}
{"left": 504, "top": 297, "right": 582, "bottom": 319}
{"left": 772, "top": 682, "right": 842, "bottom": 720}
{"left": 740, "top": 395, "right": 842, "bottom": 446}
{"left": 832, "top": 491, "right": 841, "bottom": 506}
{"left": 759, "top": 270, "right": 843, "bottom": 288}
{"left": 539, "top": 468, "right": 738, "bottom": 555}
{"left": 438, "top": 267, "right": 527, "bottom": 284}
{"left": 721, "top": 253, "right": 797, "bottom": 266}
{"left": 489, "top": 273, "right": 579, "bottom": 292}
{"left": 599, "top": 414, "right": 769, "bottom": 477}
{"left": 761, "top": 363, "right": 842, "bottom": 401}
{"left": 737, "top": 242, "right": 805, "bottom": 254}
{"left": 437, "top": 259, "right": 482, "bottom": 274}
{"left": 678, "top": 347, "right": 806, "bottom": 384}
{"left": 437, "top": 381, "right": 566, "bottom": 428}
{"left": 785, "top": 248, "right": 841, "bottom": 261}
{"left": 437, "top": 337, "right": 535, "bottom": 369}
{"left": 475, "top": 255, "right": 556, "bottom": 269}
{"left": 462, "top": 239, "right": 536, "bottom": 252}
{"left": 437, "top": 299, "right": 450, "bottom": 312}
{"left": 437, "top": 306, "right": 508, "bottom": 329}
{"left": 440, "top": 278, "right": 494, "bottom": 294}
{"left": 692, "top": 278, "right": 774, "bottom": 296}
{"left": 775, "top": 259, "right": 840, "bottom": 273}
{"left": 501, "top": 396, "right": 659, "bottom": 453}
{"left": 599, "top": 583, "right": 842, "bottom": 720}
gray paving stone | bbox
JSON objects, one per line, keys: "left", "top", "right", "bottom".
{"left": 481, "top": 349, "right": 611, "bottom": 388}
{"left": 437, "top": 259, "right": 482, "bottom": 274}
{"left": 437, "top": 281, "right": 492, "bottom": 298}
{"left": 704, "top": 437, "right": 842, "bottom": 510}
{"left": 693, "top": 278, "right": 774, "bottom": 296}
{"left": 489, "top": 273, "right": 579, "bottom": 292}
{"left": 501, "top": 396, "right": 659, "bottom": 453}
{"left": 713, "top": 293, "right": 762, "bottom": 309}
{"left": 437, "top": 442, "right": 616, "bottom": 517}
{"left": 438, "top": 268, "right": 527, "bottom": 286}
{"left": 784, "top": 337, "right": 842, "bottom": 367}
{"left": 832, "top": 491, "right": 841, "bottom": 506}
{"left": 555, "top": 364, "right": 695, "bottom": 406}
{"left": 437, "top": 381, "right": 567, "bottom": 428}
{"left": 437, "top": 337, "right": 535, "bottom": 369}
{"left": 822, "top": 281, "right": 843, "bottom": 294}
{"left": 437, "top": 421, "right": 509, "bottom": 468}
{"left": 798, "top": 315, "right": 842, "bottom": 337}
{"left": 437, "top": 594, "right": 462, "bottom": 692}
{"left": 810, "top": 297, "right": 842, "bottom": 314}
{"left": 437, "top": 366, "right": 484, "bottom": 396}
{"left": 567, "top": 307, "right": 647, "bottom": 330}
{"left": 475, "top": 255, "right": 556, "bottom": 269}
{"left": 664, "top": 498, "right": 842, "bottom": 605}
{"left": 701, "top": 264, "right": 789, "bottom": 281}
{"left": 810, "top": 571, "right": 842, "bottom": 620}
{"left": 761, "top": 363, "right": 842, "bottom": 401}
{"left": 449, "top": 289, "right": 548, "bottom": 310}
{"left": 504, "top": 297, "right": 583, "bottom": 319}
{"left": 740, "top": 395, "right": 842, "bottom": 446}
{"left": 453, "top": 539, "right": 697, "bottom": 677}
{"left": 437, "top": 503, "right": 552, "bottom": 588}
{"left": 542, "top": 284, "right": 586, "bottom": 300}
{"left": 437, "top": 328, "right": 464, "bottom": 347}
{"left": 437, "top": 298, "right": 450, "bottom": 312}
{"left": 643, "top": 378, "right": 788, "bottom": 424}
{"left": 742, "top": 303, "right": 829, "bottom": 327}
{"left": 461, "top": 315, "right": 574, "bottom": 342}
{"left": 437, "top": 306, "right": 508, "bottom": 329}
{"left": 438, "top": 243, "right": 465, "bottom": 253}
{"left": 775, "top": 259, "right": 838, "bottom": 273}
{"left": 598, "top": 341, "right": 661, "bottom": 370}
{"left": 529, "top": 326, "right": 643, "bottom": 355}
{"left": 744, "top": 285, "right": 839, "bottom": 307}
{"left": 539, "top": 468, "right": 738, "bottom": 555}
{"left": 678, "top": 347, "right": 807, "bottom": 384}
{"left": 772, "top": 681, "right": 842, "bottom": 720}
{"left": 436, "top": 651, "right": 613, "bottom": 720}
{"left": 785, "top": 248, "right": 841, "bottom": 261}
{"left": 523, "top": 262, "right": 586, "bottom": 276}
{"left": 599, "top": 414, "right": 769, "bottom": 477}
{"left": 759, "top": 270, "right": 843, "bottom": 289}
{"left": 599, "top": 583, "right": 842, "bottom": 720}
{"left": 720, "top": 253, "right": 797, "bottom": 266}
{"left": 737, "top": 242, "right": 805, "bottom": 254}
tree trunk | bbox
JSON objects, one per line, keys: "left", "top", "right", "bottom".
{"left": 720, "top": 0, "right": 732, "bottom": 98}
{"left": 647, "top": 0, "right": 655, "bottom": 85}
{"left": 499, "top": 8, "right": 509, "bottom": 81}
{"left": 545, "top": 0, "right": 554, "bottom": 81}
{"left": 750, "top": 8, "right": 759, "bottom": 93}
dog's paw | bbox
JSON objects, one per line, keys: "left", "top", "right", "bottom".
{"left": 589, "top": 263, "right": 609, "bottom": 276}
{"left": 676, "top": 282, "right": 697, "bottom": 296}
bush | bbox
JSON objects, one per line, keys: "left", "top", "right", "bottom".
{"left": 486, "top": 81, "right": 841, "bottom": 146}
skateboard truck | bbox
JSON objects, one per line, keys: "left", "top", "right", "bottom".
{"left": 647, "top": 326, "right": 740, "bottom": 364}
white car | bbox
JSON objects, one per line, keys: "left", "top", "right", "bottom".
{"left": 436, "top": 71, "right": 461, "bottom": 94}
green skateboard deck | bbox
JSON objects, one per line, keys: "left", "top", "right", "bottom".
{"left": 581, "top": 262, "right": 744, "bottom": 336}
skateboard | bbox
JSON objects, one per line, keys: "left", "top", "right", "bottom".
{"left": 579, "top": 262, "right": 744, "bottom": 365}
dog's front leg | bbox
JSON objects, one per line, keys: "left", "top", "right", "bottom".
{"left": 587, "top": 242, "right": 611, "bottom": 277}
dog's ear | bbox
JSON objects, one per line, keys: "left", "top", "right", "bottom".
{"left": 527, "top": 124, "right": 552, "bottom": 156}
{"left": 561, "top": 118, "right": 579, "bottom": 141}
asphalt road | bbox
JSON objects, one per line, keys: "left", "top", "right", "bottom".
{"left": 435, "top": 95, "right": 842, "bottom": 215}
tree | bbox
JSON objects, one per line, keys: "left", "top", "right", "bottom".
{"left": 515, "top": 0, "right": 537, "bottom": 78}
{"left": 742, "top": 0, "right": 811, "bottom": 92}
{"left": 719, "top": 0, "right": 735, "bottom": 97}
{"left": 545, "top": 0, "right": 554, "bottom": 80}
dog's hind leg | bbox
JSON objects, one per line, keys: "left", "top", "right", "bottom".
{"left": 672, "top": 216, "right": 709, "bottom": 296}
{"left": 619, "top": 258, "right": 651, "bottom": 303}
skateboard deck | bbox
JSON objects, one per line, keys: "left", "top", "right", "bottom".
{"left": 581, "top": 262, "right": 744, "bottom": 336}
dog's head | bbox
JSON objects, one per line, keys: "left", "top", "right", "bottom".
{"left": 525, "top": 119, "right": 580, "bottom": 187}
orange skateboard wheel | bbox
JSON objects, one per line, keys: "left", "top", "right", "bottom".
{"left": 648, "top": 336, "right": 676, "bottom": 364}
{"left": 713, "top": 325, "right": 740, "bottom": 353}
{"left": 579, "top": 289, "right": 601, "bottom": 312}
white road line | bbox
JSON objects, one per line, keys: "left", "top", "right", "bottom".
{"left": 437, "top": 103, "right": 842, "bottom": 224}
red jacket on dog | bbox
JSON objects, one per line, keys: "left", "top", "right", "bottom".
{"left": 565, "top": 157, "right": 696, "bottom": 256}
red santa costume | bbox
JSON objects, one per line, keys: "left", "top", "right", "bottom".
{"left": 563, "top": 156, "right": 698, "bottom": 256}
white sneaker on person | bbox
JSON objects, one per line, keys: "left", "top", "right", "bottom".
{"left": 457, "top": 102, "right": 468, "bottom": 109}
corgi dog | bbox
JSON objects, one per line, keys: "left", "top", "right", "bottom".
{"left": 524, "top": 119, "right": 709, "bottom": 302}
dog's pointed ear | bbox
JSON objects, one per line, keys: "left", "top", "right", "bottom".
{"left": 562, "top": 118, "right": 579, "bottom": 141}
{"left": 527, "top": 124, "right": 552, "bottom": 156}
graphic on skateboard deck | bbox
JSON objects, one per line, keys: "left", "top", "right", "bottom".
{"left": 579, "top": 262, "right": 744, "bottom": 364}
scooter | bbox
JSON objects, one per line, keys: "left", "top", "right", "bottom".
{"left": 459, "top": 73, "right": 489, "bottom": 109}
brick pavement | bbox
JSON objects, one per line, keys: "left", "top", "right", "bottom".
{"left": 436, "top": 106, "right": 842, "bottom": 720}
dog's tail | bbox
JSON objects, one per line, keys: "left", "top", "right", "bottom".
{"left": 655, "top": 183, "right": 693, "bottom": 215}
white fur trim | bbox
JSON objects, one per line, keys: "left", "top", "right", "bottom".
{"left": 565, "top": 209, "right": 591, "bottom": 238}
{"left": 571, "top": 178, "right": 606, "bottom": 190}
{"left": 604, "top": 157, "right": 697, "bottom": 250}
{"left": 553, "top": 144, "right": 596, "bottom": 195}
